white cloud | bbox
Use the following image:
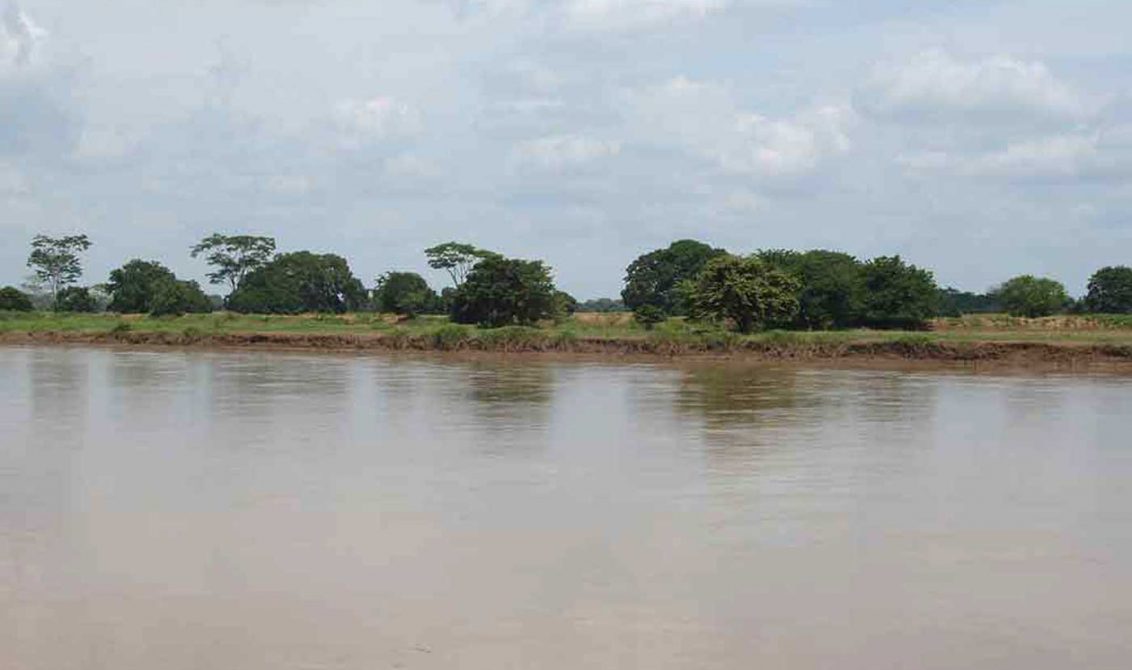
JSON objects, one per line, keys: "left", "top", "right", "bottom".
{"left": 628, "top": 76, "right": 853, "bottom": 176}
{"left": 0, "top": 4, "right": 46, "bottom": 75}
{"left": 333, "top": 97, "right": 422, "bottom": 144}
{"left": 510, "top": 134, "right": 621, "bottom": 172}
{"left": 564, "top": 0, "right": 728, "bottom": 30}
{"left": 862, "top": 49, "right": 1089, "bottom": 119}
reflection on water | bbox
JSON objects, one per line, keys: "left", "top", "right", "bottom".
{"left": 2, "top": 346, "right": 1131, "bottom": 669}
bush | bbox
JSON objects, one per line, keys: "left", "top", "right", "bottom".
{"left": 633, "top": 305, "right": 667, "bottom": 329}
{"left": 150, "top": 280, "right": 214, "bottom": 317}
{"left": 228, "top": 251, "right": 367, "bottom": 314}
{"left": 1085, "top": 266, "right": 1132, "bottom": 314}
{"left": 450, "top": 256, "right": 558, "bottom": 327}
{"left": 687, "top": 254, "right": 800, "bottom": 333}
{"left": 0, "top": 286, "right": 34, "bottom": 311}
{"left": 993, "top": 275, "right": 1069, "bottom": 318}
{"left": 373, "top": 271, "right": 439, "bottom": 316}
{"left": 859, "top": 256, "right": 939, "bottom": 329}
{"left": 54, "top": 286, "right": 99, "bottom": 313}
{"left": 106, "top": 260, "right": 178, "bottom": 313}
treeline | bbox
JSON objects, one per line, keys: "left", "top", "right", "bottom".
{"left": 2, "top": 234, "right": 1131, "bottom": 333}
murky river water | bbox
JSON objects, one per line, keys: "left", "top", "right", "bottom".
{"left": 1, "top": 346, "right": 1130, "bottom": 669}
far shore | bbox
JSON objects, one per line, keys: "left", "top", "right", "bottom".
{"left": 3, "top": 311, "right": 1132, "bottom": 370}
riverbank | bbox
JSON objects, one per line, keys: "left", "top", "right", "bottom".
{"left": 4, "top": 311, "right": 1132, "bottom": 367}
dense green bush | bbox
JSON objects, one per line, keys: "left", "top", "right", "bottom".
{"left": 0, "top": 286, "right": 34, "bottom": 311}
{"left": 993, "top": 275, "right": 1069, "bottom": 318}
{"left": 150, "top": 280, "right": 213, "bottom": 316}
{"left": 54, "top": 286, "right": 99, "bottom": 313}
{"left": 228, "top": 251, "right": 367, "bottom": 314}
{"left": 450, "top": 256, "right": 558, "bottom": 327}
{"left": 688, "top": 255, "right": 801, "bottom": 333}
{"left": 373, "top": 271, "right": 439, "bottom": 316}
{"left": 1085, "top": 266, "right": 1132, "bottom": 314}
{"left": 859, "top": 256, "right": 939, "bottom": 329}
{"left": 759, "top": 249, "right": 864, "bottom": 329}
{"left": 107, "top": 260, "right": 179, "bottom": 313}
{"left": 622, "top": 239, "right": 726, "bottom": 316}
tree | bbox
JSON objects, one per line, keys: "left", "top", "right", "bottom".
{"left": 993, "top": 275, "right": 1069, "bottom": 318}
{"left": 1085, "top": 266, "right": 1132, "bottom": 314}
{"left": 149, "top": 280, "right": 213, "bottom": 316}
{"left": 622, "top": 239, "right": 727, "bottom": 315}
{"left": 0, "top": 286, "right": 34, "bottom": 311}
{"left": 555, "top": 290, "right": 578, "bottom": 317}
{"left": 859, "top": 256, "right": 939, "bottom": 329}
{"left": 633, "top": 304, "right": 666, "bottom": 329}
{"left": 373, "top": 271, "right": 438, "bottom": 317}
{"left": 55, "top": 286, "right": 99, "bottom": 313}
{"left": 190, "top": 233, "right": 276, "bottom": 294}
{"left": 26, "top": 234, "right": 92, "bottom": 304}
{"left": 450, "top": 256, "right": 558, "bottom": 327}
{"left": 759, "top": 249, "right": 864, "bottom": 329}
{"left": 936, "top": 288, "right": 1000, "bottom": 316}
{"left": 107, "top": 260, "right": 179, "bottom": 313}
{"left": 227, "top": 252, "right": 367, "bottom": 314}
{"left": 578, "top": 298, "right": 626, "bottom": 313}
{"left": 688, "top": 255, "right": 801, "bottom": 333}
{"left": 425, "top": 242, "right": 500, "bottom": 287}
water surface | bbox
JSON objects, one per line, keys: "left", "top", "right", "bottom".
{"left": 2, "top": 346, "right": 1130, "bottom": 669}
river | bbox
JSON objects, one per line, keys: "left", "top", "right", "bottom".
{"left": 2, "top": 346, "right": 1130, "bottom": 669}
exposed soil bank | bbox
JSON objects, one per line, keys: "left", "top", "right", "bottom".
{"left": 5, "top": 329, "right": 1132, "bottom": 368}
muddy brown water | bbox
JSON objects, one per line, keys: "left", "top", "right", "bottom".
{"left": 2, "top": 345, "right": 1130, "bottom": 669}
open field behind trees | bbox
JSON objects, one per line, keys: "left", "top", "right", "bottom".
{"left": 4, "top": 311, "right": 1132, "bottom": 364}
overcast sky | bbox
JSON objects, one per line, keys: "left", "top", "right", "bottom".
{"left": 2, "top": 0, "right": 1130, "bottom": 298}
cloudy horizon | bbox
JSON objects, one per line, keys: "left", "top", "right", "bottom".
{"left": 2, "top": 0, "right": 1130, "bottom": 298}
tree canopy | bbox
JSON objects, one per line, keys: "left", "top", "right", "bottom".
{"left": 993, "top": 275, "right": 1069, "bottom": 318}
{"left": 227, "top": 252, "right": 367, "bottom": 314}
{"left": 688, "top": 254, "right": 801, "bottom": 333}
{"left": 190, "top": 233, "right": 276, "bottom": 294}
{"left": 450, "top": 256, "right": 558, "bottom": 327}
{"left": 758, "top": 249, "right": 864, "bottom": 329}
{"left": 0, "top": 286, "right": 34, "bottom": 311}
{"left": 106, "top": 259, "right": 212, "bottom": 315}
{"left": 54, "top": 286, "right": 99, "bottom": 313}
{"left": 26, "top": 234, "right": 92, "bottom": 304}
{"left": 622, "top": 239, "right": 727, "bottom": 316}
{"left": 1085, "top": 266, "right": 1132, "bottom": 314}
{"left": 425, "top": 242, "right": 500, "bottom": 287}
{"left": 373, "top": 271, "right": 439, "bottom": 316}
{"left": 859, "top": 256, "right": 939, "bottom": 329}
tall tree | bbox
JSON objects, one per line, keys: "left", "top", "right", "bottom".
{"left": 859, "top": 256, "right": 939, "bottom": 329}
{"left": 450, "top": 256, "right": 558, "bottom": 327}
{"left": 106, "top": 259, "right": 178, "bottom": 313}
{"left": 687, "top": 254, "right": 800, "bottom": 333}
{"left": 993, "top": 275, "right": 1069, "bottom": 318}
{"left": 26, "top": 234, "right": 92, "bottom": 304}
{"left": 622, "top": 239, "right": 726, "bottom": 316}
{"left": 227, "top": 252, "right": 367, "bottom": 314}
{"left": 1085, "top": 266, "right": 1132, "bottom": 314}
{"left": 424, "top": 242, "right": 500, "bottom": 287}
{"left": 190, "top": 234, "right": 276, "bottom": 294}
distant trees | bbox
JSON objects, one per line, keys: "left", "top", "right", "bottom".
{"left": 577, "top": 298, "right": 626, "bottom": 313}
{"left": 107, "top": 259, "right": 212, "bottom": 315}
{"left": 1085, "top": 266, "right": 1132, "bottom": 314}
{"left": 450, "top": 256, "right": 558, "bottom": 327}
{"left": 190, "top": 234, "right": 276, "bottom": 294}
{"left": 425, "top": 242, "right": 500, "bottom": 287}
{"left": 26, "top": 234, "right": 92, "bottom": 306}
{"left": 54, "top": 286, "right": 99, "bottom": 313}
{"left": 688, "top": 255, "right": 801, "bottom": 333}
{"left": 0, "top": 286, "right": 34, "bottom": 311}
{"left": 859, "top": 256, "right": 939, "bottom": 329}
{"left": 936, "top": 288, "right": 999, "bottom": 317}
{"left": 373, "top": 271, "right": 439, "bottom": 317}
{"left": 622, "top": 240, "right": 726, "bottom": 317}
{"left": 993, "top": 275, "right": 1069, "bottom": 318}
{"left": 227, "top": 252, "right": 367, "bottom": 314}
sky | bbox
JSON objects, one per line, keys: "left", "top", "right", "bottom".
{"left": 2, "top": 0, "right": 1131, "bottom": 298}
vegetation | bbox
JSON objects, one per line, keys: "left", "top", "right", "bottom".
{"left": 373, "top": 271, "right": 440, "bottom": 317}
{"left": 993, "top": 275, "right": 1070, "bottom": 318}
{"left": 937, "top": 288, "right": 999, "bottom": 316}
{"left": 424, "top": 242, "right": 500, "bottom": 287}
{"left": 758, "top": 249, "right": 864, "bottom": 329}
{"left": 859, "top": 256, "right": 939, "bottom": 329}
{"left": 688, "top": 255, "right": 801, "bottom": 333}
{"left": 622, "top": 239, "right": 726, "bottom": 317}
{"left": 227, "top": 252, "right": 367, "bottom": 314}
{"left": 26, "top": 234, "right": 92, "bottom": 306}
{"left": 107, "top": 259, "right": 211, "bottom": 315}
{"left": 0, "top": 286, "right": 34, "bottom": 311}
{"left": 54, "top": 286, "right": 99, "bottom": 313}
{"left": 190, "top": 233, "right": 276, "bottom": 294}
{"left": 450, "top": 256, "right": 558, "bottom": 327}
{"left": 578, "top": 298, "right": 626, "bottom": 312}
{"left": 1085, "top": 266, "right": 1132, "bottom": 314}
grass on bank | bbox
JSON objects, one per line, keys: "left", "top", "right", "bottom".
{"left": 3, "top": 310, "right": 1132, "bottom": 351}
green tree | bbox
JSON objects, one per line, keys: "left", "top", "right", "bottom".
{"left": 450, "top": 256, "right": 558, "bottom": 327}
{"left": 55, "top": 286, "right": 99, "bottom": 313}
{"left": 190, "top": 233, "right": 276, "bottom": 294}
{"left": 621, "top": 239, "right": 727, "bottom": 315}
{"left": 633, "top": 304, "right": 666, "bottom": 329}
{"left": 936, "top": 288, "right": 1000, "bottom": 316}
{"left": 688, "top": 255, "right": 801, "bottom": 333}
{"left": 26, "top": 234, "right": 92, "bottom": 305}
{"left": 425, "top": 242, "right": 500, "bottom": 287}
{"left": 149, "top": 280, "right": 214, "bottom": 316}
{"left": 555, "top": 290, "right": 578, "bottom": 318}
{"left": 993, "top": 275, "right": 1069, "bottom": 318}
{"left": 0, "top": 286, "right": 34, "bottom": 311}
{"left": 860, "top": 256, "right": 939, "bottom": 329}
{"left": 373, "top": 271, "right": 438, "bottom": 316}
{"left": 227, "top": 252, "right": 367, "bottom": 314}
{"left": 1084, "top": 266, "right": 1132, "bottom": 314}
{"left": 107, "top": 260, "right": 179, "bottom": 313}
{"left": 759, "top": 249, "right": 864, "bottom": 329}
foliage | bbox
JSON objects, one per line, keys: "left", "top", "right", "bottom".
{"left": 1085, "top": 266, "right": 1132, "bottom": 314}
{"left": 107, "top": 259, "right": 179, "bottom": 313}
{"left": 26, "top": 234, "right": 92, "bottom": 302}
{"left": 149, "top": 280, "right": 213, "bottom": 316}
{"left": 555, "top": 290, "right": 578, "bottom": 317}
{"left": 621, "top": 239, "right": 727, "bottom": 315}
{"left": 993, "top": 275, "right": 1070, "bottom": 318}
{"left": 758, "top": 249, "right": 864, "bottom": 329}
{"left": 936, "top": 287, "right": 1000, "bottom": 316}
{"left": 424, "top": 242, "right": 500, "bottom": 287}
{"left": 688, "top": 254, "right": 801, "bottom": 333}
{"left": 859, "top": 256, "right": 939, "bottom": 329}
{"left": 190, "top": 233, "right": 276, "bottom": 294}
{"left": 633, "top": 304, "right": 667, "bottom": 329}
{"left": 0, "top": 286, "right": 34, "bottom": 311}
{"left": 450, "top": 256, "right": 558, "bottom": 327}
{"left": 373, "top": 271, "right": 439, "bottom": 316}
{"left": 227, "top": 251, "right": 367, "bottom": 314}
{"left": 54, "top": 286, "right": 99, "bottom": 313}
{"left": 578, "top": 297, "right": 626, "bottom": 312}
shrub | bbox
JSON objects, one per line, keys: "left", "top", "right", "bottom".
{"left": 993, "top": 275, "right": 1069, "bottom": 318}
{"left": 0, "top": 286, "right": 34, "bottom": 311}
{"left": 687, "top": 255, "right": 800, "bottom": 333}
{"left": 450, "top": 256, "right": 558, "bottom": 327}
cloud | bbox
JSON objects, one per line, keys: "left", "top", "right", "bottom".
{"left": 510, "top": 134, "right": 621, "bottom": 172}
{"left": 628, "top": 76, "right": 853, "bottom": 177}
{"left": 0, "top": 3, "right": 46, "bottom": 75}
{"left": 333, "top": 97, "right": 422, "bottom": 145}
{"left": 563, "top": 0, "right": 729, "bottom": 30}
{"left": 861, "top": 49, "right": 1090, "bottom": 120}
